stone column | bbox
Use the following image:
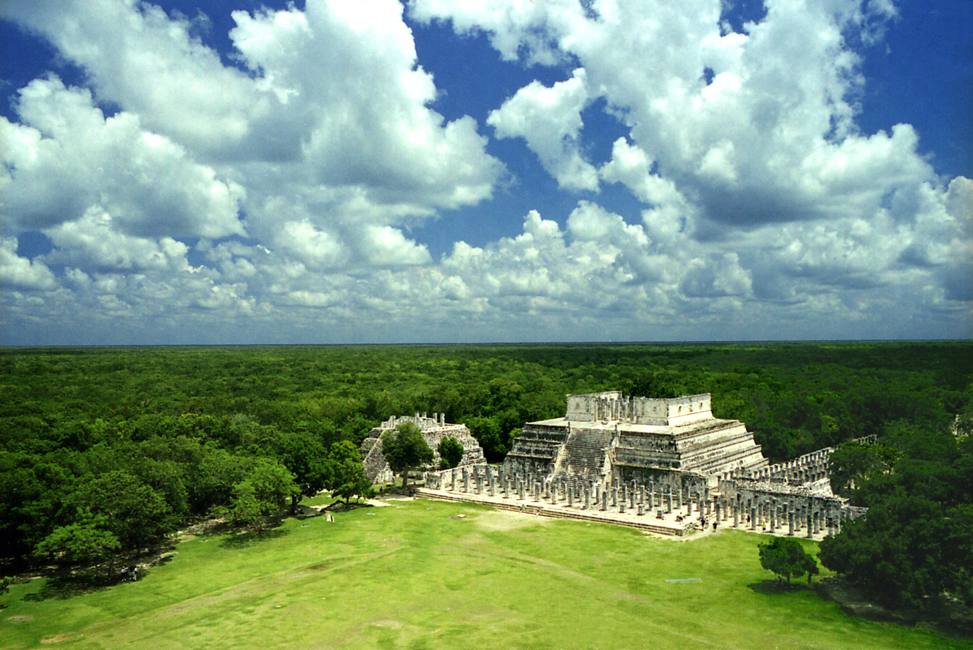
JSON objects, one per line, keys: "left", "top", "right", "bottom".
{"left": 807, "top": 514, "right": 814, "bottom": 539}
{"left": 788, "top": 511, "right": 795, "bottom": 536}
{"left": 638, "top": 503, "right": 645, "bottom": 516}
{"left": 665, "top": 491, "right": 672, "bottom": 514}
{"left": 612, "top": 488, "right": 618, "bottom": 508}
{"left": 463, "top": 468, "right": 470, "bottom": 493}
{"left": 732, "top": 504, "right": 739, "bottom": 528}
{"left": 629, "top": 489, "right": 636, "bottom": 510}
{"left": 751, "top": 506, "right": 757, "bottom": 530}
{"left": 567, "top": 485, "right": 574, "bottom": 508}
{"left": 584, "top": 487, "right": 590, "bottom": 510}
{"left": 601, "top": 493, "right": 608, "bottom": 511}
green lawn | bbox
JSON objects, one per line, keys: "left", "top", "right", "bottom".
{"left": 1, "top": 498, "right": 970, "bottom": 650}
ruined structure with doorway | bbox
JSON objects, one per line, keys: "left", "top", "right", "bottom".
{"left": 419, "top": 392, "right": 863, "bottom": 537}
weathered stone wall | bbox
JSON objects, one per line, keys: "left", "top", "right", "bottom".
{"left": 564, "top": 392, "right": 712, "bottom": 426}
{"left": 566, "top": 391, "right": 624, "bottom": 422}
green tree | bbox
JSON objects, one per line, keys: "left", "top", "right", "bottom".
{"left": 68, "top": 471, "right": 175, "bottom": 554}
{"left": 33, "top": 514, "right": 120, "bottom": 577}
{"left": 325, "top": 441, "right": 374, "bottom": 506}
{"left": 437, "top": 437, "right": 464, "bottom": 469}
{"left": 463, "top": 416, "right": 506, "bottom": 462}
{"left": 218, "top": 458, "right": 298, "bottom": 529}
{"left": 758, "top": 537, "right": 818, "bottom": 585}
{"left": 259, "top": 428, "right": 330, "bottom": 513}
{"left": 0, "top": 575, "right": 12, "bottom": 597}
{"left": 819, "top": 496, "right": 971, "bottom": 608}
{"left": 381, "top": 422, "right": 433, "bottom": 489}
{"left": 828, "top": 441, "right": 898, "bottom": 497}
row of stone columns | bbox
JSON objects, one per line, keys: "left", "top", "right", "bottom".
{"left": 728, "top": 448, "right": 833, "bottom": 484}
{"left": 440, "top": 467, "right": 721, "bottom": 521}
{"left": 713, "top": 493, "right": 854, "bottom": 537}
{"left": 434, "top": 467, "right": 857, "bottom": 538}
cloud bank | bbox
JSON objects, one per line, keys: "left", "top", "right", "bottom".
{"left": 1, "top": 0, "right": 969, "bottom": 344}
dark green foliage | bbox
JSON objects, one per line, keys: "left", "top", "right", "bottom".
{"left": 0, "top": 575, "right": 11, "bottom": 597}
{"left": 819, "top": 497, "right": 973, "bottom": 608}
{"left": 828, "top": 441, "right": 899, "bottom": 497}
{"left": 325, "top": 441, "right": 374, "bottom": 505}
{"left": 381, "top": 422, "right": 433, "bottom": 488}
{"left": 820, "top": 433, "right": 973, "bottom": 609}
{"left": 255, "top": 426, "right": 330, "bottom": 512}
{"left": 758, "top": 537, "right": 818, "bottom": 585}
{"left": 67, "top": 470, "right": 177, "bottom": 553}
{"left": 437, "top": 437, "right": 464, "bottom": 469}
{"left": 216, "top": 459, "right": 298, "bottom": 529}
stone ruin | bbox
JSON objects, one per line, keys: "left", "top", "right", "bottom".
{"left": 360, "top": 412, "right": 486, "bottom": 484}
{"left": 418, "top": 392, "right": 864, "bottom": 537}
{"left": 502, "top": 391, "right": 768, "bottom": 483}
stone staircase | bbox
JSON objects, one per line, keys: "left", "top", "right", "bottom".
{"left": 552, "top": 426, "right": 611, "bottom": 480}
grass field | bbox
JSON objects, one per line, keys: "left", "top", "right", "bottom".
{"left": 1, "top": 497, "right": 970, "bottom": 650}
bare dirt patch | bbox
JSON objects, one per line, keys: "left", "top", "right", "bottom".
{"left": 370, "top": 619, "right": 403, "bottom": 629}
{"left": 473, "top": 509, "right": 551, "bottom": 532}
{"left": 6, "top": 615, "right": 33, "bottom": 622}
{"left": 40, "top": 634, "right": 73, "bottom": 644}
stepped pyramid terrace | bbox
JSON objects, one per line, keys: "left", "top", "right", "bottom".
{"left": 501, "top": 391, "right": 768, "bottom": 486}
{"left": 418, "top": 392, "right": 863, "bottom": 538}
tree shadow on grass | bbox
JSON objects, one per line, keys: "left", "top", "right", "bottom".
{"left": 24, "top": 569, "right": 131, "bottom": 602}
{"left": 813, "top": 577, "right": 973, "bottom": 641}
{"left": 219, "top": 526, "right": 289, "bottom": 550}
{"left": 748, "top": 579, "right": 813, "bottom": 596}
{"left": 23, "top": 543, "right": 176, "bottom": 602}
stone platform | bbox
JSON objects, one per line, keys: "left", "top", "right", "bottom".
{"left": 414, "top": 484, "right": 838, "bottom": 541}
{"left": 415, "top": 487, "right": 699, "bottom": 537}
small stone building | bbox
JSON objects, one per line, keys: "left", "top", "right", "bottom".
{"left": 360, "top": 413, "right": 486, "bottom": 484}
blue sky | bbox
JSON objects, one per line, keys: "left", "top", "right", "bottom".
{"left": 1, "top": 0, "right": 970, "bottom": 345}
